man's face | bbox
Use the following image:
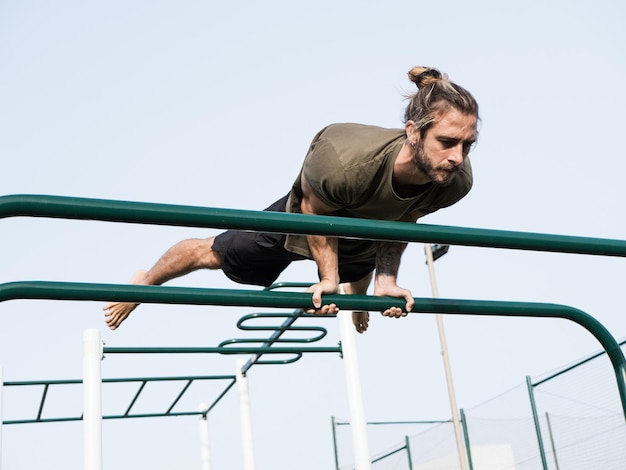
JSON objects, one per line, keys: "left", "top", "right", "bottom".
{"left": 413, "top": 108, "right": 478, "bottom": 186}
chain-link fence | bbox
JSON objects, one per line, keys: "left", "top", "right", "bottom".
{"left": 333, "top": 340, "right": 626, "bottom": 469}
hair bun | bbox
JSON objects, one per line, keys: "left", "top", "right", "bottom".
{"left": 408, "top": 66, "right": 443, "bottom": 88}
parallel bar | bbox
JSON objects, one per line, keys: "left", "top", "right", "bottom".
{"left": 2, "top": 194, "right": 626, "bottom": 257}
{"left": 1, "top": 281, "right": 625, "bottom": 420}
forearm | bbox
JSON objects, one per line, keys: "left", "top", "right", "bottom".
{"left": 307, "top": 234, "right": 339, "bottom": 283}
{"left": 375, "top": 241, "right": 408, "bottom": 282}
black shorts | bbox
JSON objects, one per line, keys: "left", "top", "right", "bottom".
{"left": 212, "top": 195, "right": 376, "bottom": 287}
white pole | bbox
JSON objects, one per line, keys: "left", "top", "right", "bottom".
{"left": 235, "top": 359, "right": 256, "bottom": 470}
{"left": 337, "top": 309, "right": 371, "bottom": 470}
{"left": 83, "top": 328, "right": 103, "bottom": 470}
{"left": 424, "top": 244, "right": 467, "bottom": 470}
{"left": 0, "top": 366, "right": 3, "bottom": 470}
{"left": 198, "top": 403, "right": 212, "bottom": 470}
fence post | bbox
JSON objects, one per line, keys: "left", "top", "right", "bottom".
{"left": 526, "top": 376, "right": 548, "bottom": 470}
{"left": 83, "top": 329, "right": 103, "bottom": 470}
{"left": 460, "top": 408, "right": 474, "bottom": 470}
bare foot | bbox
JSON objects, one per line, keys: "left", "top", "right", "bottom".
{"left": 103, "top": 270, "right": 149, "bottom": 330}
{"left": 352, "top": 311, "right": 370, "bottom": 334}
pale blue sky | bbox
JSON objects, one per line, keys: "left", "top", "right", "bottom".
{"left": 1, "top": 1, "right": 625, "bottom": 469}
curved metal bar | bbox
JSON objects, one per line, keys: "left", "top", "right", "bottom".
{"left": 3, "top": 194, "right": 626, "bottom": 256}
{"left": 1, "top": 281, "right": 625, "bottom": 420}
{"left": 234, "top": 312, "right": 328, "bottom": 342}
{"left": 219, "top": 312, "right": 329, "bottom": 365}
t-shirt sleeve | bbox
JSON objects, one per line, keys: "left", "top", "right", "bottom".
{"left": 301, "top": 138, "right": 353, "bottom": 210}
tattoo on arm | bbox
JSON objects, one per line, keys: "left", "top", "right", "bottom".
{"left": 376, "top": 242, "right": 408, "bottom": 276}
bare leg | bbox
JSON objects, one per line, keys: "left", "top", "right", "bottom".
{"left": 342, "top": 272, "right": 373, "bottom": 334}
{"left": 103, "top": 236, "right": 222, "bottom": 330}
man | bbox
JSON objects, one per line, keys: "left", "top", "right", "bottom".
{"left": 104, "top": 66, "right": 479, "bottom": 333}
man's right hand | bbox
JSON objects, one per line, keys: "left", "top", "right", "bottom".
{"left": 305, "top": 278, "right": 340, "bottom": 314}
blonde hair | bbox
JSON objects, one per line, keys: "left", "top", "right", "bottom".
{"left": 404, "top": 66, "right": 479, "bottom": 135}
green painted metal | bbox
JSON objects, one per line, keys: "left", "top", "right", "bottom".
{"left": 103, "top": 346, "right": 341, "bottom": 354}
{"left": 2, "top": 281, "right": 625, "bottom": 421}
{"left": 405, "top": 435, "right": 414, "bottom": 470}
{"left": 460, "top": 408, "right": 474, "bottom": 470}
{"left": 3, "top": 194, "right": 626, "bottom": 256}
{"left": 220, "top": 311, "right": 331, "bottom": 366}
{"left": 2, "top": 374, "right": 236, "bottom": 425}
{"left": 526, "top": 376, "right": 549, "bottom": 470}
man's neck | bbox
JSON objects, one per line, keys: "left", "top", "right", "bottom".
{"left": 393, "top": 142, "right": 430, "bottom": 186}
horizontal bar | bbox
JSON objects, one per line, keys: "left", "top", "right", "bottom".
{"left": 2, "top": 281, "right": 624, "bottom": 419}
{"left": 2, "top": 194, "right": 626, "bottom": 256}
{"left": 103, "top": 346, "right": 341, "bottom": 354}
{"left": 3, "top": 411, "right": 205, "bottom": 426}
{"left": 3, "top": 375, "right": 236, "bottom": 387}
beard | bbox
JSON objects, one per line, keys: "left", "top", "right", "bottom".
{"left": 413, "top": 140, "right": 458, "bottom": 187}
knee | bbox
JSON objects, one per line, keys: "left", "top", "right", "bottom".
{"left": 197, "top": 237, "right": 222, "bottom": 269}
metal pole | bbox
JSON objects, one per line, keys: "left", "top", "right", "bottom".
{"left": 198, "top": 404, "right": 212, "bottom": 470}
{"left": 236, "top": 359, "right": 256, "bottom": 470}
{"left": 424, "top": 244, "right": 467, "bottom": 470}
{"left": 545, "top": 412, "right": 560, "bottom": 470}
{"left": 331, "top": 416, "right": 340, "bottom": 470}
{"left": 405, "top": 436, "right": 414, "bottom": 470}
{"left": 460, "top": 409, "right": 474, "bottom": 470}
{"left": 337, "top": 309, "right": 371, "bottom": 470}
{"left": 526, "top": 376, "right": 548, "bottom": 470}
{"left": 83, "top": 329, "right": 103, "bottom": 470}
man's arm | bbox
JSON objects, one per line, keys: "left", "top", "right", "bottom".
{"left": 373, "top": 209, "right": 423, "bottom": 317}
{"left": 300, "top": 173, "right": 340, "bottom": 313}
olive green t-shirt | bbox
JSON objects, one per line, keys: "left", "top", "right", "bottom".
{"left": 285, "top": 123, "right": 472, "bottom": 258}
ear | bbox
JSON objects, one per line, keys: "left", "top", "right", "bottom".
{"left": 405, "top": 121, "right": 420, "bottom": 144}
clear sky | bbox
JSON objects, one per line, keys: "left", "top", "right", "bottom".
{"left": 1, "top": 1, "right": 625, "bottom": 469}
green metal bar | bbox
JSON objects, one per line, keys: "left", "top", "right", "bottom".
{"left": 205, "top": 378, "right": 236, "bottom": 415}
{"left": 3, "top": 375, "right": 235, "bottom": 386}
{"left": 405, "top": 436, "right": 413, "bottom": 470}
{"left": 103, "top": 346, "right": 341, "bottom": 354}
{"left": 36, "top": 384, "right": 49, "bottom": 421}
{"left": 3, "top": 411, "right": 208, "bottom": 426}
{"left": 2, "top": 194, "right": 626, "bottom": 256}
{"left": 331, "top": 416, "right": 340, "bottom": 470}
{"left": 2, "top": 281, "right": 625, "bottom": 421}
{"left": 532, "top": 338, "right": 626, "bottom": 387}
{"left": 526, "top": 376, "right": 549, "bottom": 470}
{"left": 371, "top": 444, "right": 408, "bottom": 464}
{"left": 124, "top": 381, "right": 147, "bottom": 417}
{"left": 460, "top": 409, "right": 474, "bottom": 470}
{"left": 166, "top": 379, "right": 193, "bottom": 415}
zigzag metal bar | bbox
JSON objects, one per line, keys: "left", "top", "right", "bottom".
{"left": 219, "top": 311, "right": 331, "bottom": 365}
